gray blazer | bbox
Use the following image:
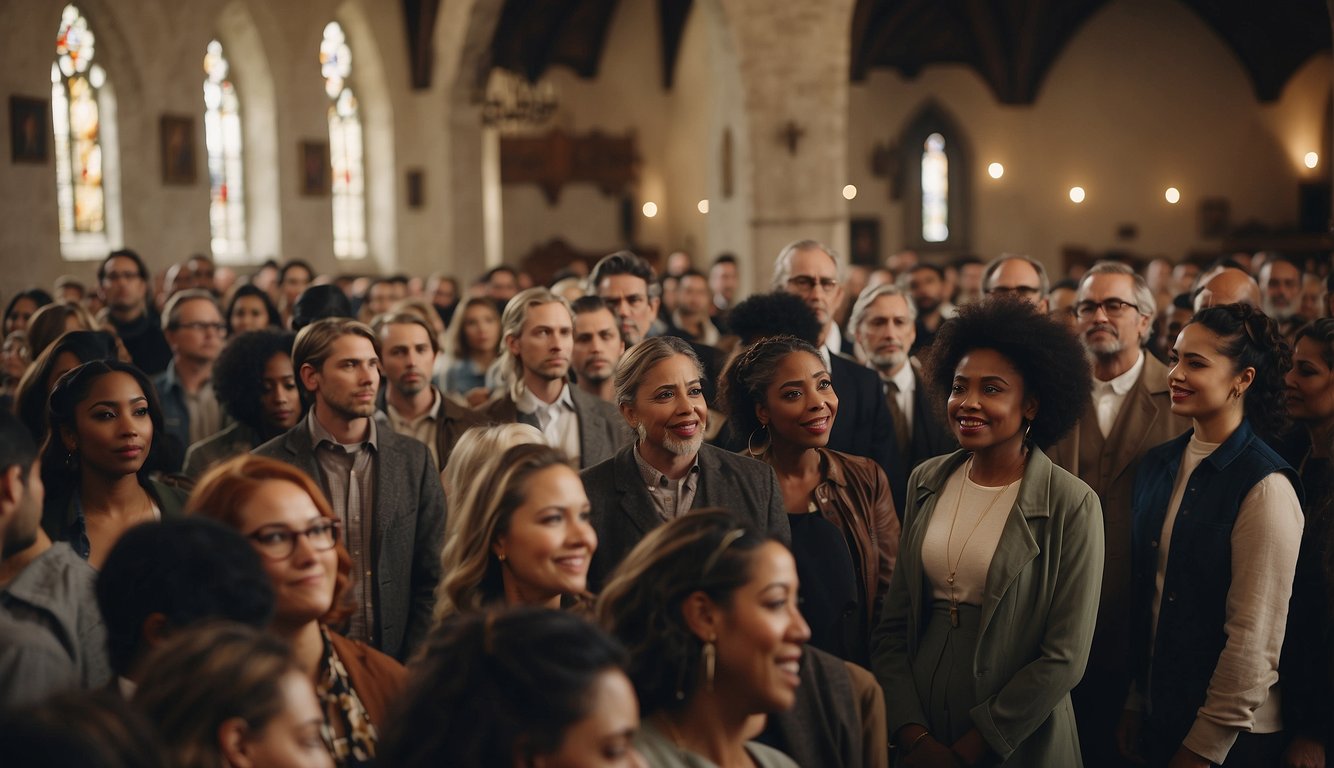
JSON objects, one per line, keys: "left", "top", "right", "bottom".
{"left": 478, "top": 384, "right": 633, "bottom": 468}
{"left": 582, "top": 443, "right": 791, "bottom": 590}
{"left": 252, "top": 415, "right": 446, "bottom": 661}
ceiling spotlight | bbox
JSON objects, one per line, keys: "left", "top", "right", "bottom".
{"left": 1069, "top": 186, "right": 1086, "bottom": 204}
{"left": 697, "top": 199, "right": 709, "bottom": 214}
{"left": 842, "top": 184, "right": 857, "bottom": 200}
{"left": 988, "top": 162, "right": 1004, "bottom": 179}
{"left": 642, "top": 202, "right": 658, "bottom": 218}
{"left": 1165, "top": 187, "right": 1180, "bottom": 204}
{"left": 1305, "top": 152, "right": 1319, "bottom": 169}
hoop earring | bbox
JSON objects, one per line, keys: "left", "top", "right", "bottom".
{"left": 747, "top": 425, "right": 769, "bottom": 456}
{"left": 702, "top": 639, "right": 717, "bottom": 692}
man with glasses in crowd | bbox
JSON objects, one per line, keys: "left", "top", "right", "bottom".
{"left": 982, "top": 253, "right": 1050, "bottom": 311}
{"left": 152, "top": 289, "right": 229, "bottom": 472}
{"left": 97, "top": 249, "right": 172, "bottom": 375}
{"left": 1048, "top": 261, "right": 1190, "bottom": 767}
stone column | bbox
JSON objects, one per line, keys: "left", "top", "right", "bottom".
{"left": 718, "top": 0, "right": 857, "bottom": 283}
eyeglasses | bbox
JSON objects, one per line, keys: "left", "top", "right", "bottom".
{"left": 786, "top": 275, "right": 840, "bottom": 293}
{"left": 1074, "top": 298, "right": 1141, "bottom": 318}
{"left": 989, "top": 285, "right": 1042, "bottom": 298}
{"left": 173, "top": 322, "right": 228, "bottom": 334}
{"left": 246, "top": 520, "right": 342, "bottom": 560}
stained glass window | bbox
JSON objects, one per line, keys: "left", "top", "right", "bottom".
{"left": 204, "top": 39, "right": 246, "bottom": 259}
{"left": 52, "top": 4, "right": 105, "bottom": 238}
{"left": 321, "top": 22, "right": 366, "bottom": 259}
{"left": 921, "top": 132, "right": 949, "bottom": 243}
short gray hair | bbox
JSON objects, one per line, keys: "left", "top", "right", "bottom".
{"left": 771, "top": 239, "right": 845, "bottom": 290}
{"left": 613, "top": 336, "right": 702, "bottom": 410}
{"left": 161, "top": 289, "right": 222, "bottom": 331}
{"left": 982, "top": 254, "right": 1050, "bottom": 297}
{"left": 849, "top": 282, "right": 917, "bottom": 334}
{"left": 1078, "top": 261, "right": 1157, "bottom": 321}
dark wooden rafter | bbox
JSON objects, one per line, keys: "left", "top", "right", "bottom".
{"left": 659, "top": 0, "right": 693, "bottom": 89}
{"left": 849, "top": 0, "right": 1330, "bottom": 105}
{"left": 402, "top": 0, "right": 441, "bottom": 90}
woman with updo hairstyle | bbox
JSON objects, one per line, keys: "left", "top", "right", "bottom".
{"left": 380, "top": 608, "right": 643, "bottom": 768}
{"left": 133, "top": 622, "right": 332, "bottom": 768}
{"left": 435, "top": 441, "right": 596, "bottom": 620}
{"left": 188, "top": 454, "right": 404, "bottom": 766}
{"left": 871, "top": 297, "right": 1103, "bottom": 767}
{"left": 182, "top": 330, "right": 298, "bottom": 477}
{"left": 719, "top": 334, "right": 898, "bottom": 664}
{"left": 1119, "top": 303, "right": 1303, "bottom": 768}
{"left": 41, "top": 359, "right": 188, "bottom": 568}
{"left": 597, "top": 509, "right": 808, "bottom": 768}
{"left": 1275, "top": 318, "right": 1334, "bottom": 768}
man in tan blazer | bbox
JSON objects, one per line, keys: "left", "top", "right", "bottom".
{"left": 1049, "top": 261, "right": 1190, "bottom": 767}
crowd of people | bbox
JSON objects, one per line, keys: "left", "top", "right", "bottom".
{"left": 0, "top": 243, "right": 1330, "bottom": 768}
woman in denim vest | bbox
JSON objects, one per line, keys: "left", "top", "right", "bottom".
{"left": 1121, "top": 304, "right": 1302, "bottom": 768}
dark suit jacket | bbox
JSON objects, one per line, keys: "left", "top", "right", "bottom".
{"left": 252, "top": 416, "right": 445, "bottom": 661}
{"left": 478, "top": 385, "right": 633, "bottom": 469}
{"left": 905, "top": 360, "right": 957, "bottom": 470}
{"left": 582, "top": 443, "right": 791, "bottom": 590}
{"left": 827, "top": 353, "right": 902, "bottom": 513}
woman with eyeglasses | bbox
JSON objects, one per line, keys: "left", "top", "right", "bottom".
{"left": 188, "top": 454, "right": 405, "bottom": 768}
{"left": 1119, "top": 304, "right": 1303, "bottom": 768}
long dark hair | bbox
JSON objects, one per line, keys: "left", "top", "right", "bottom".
{"left": 224, "top": 284, "right": 281, "bottom": 334}
{"left": 41, "top": 359, "right": 167, "bottom": 495}
{"left": 13, "top": 330, "right": 120, "bottom": 443}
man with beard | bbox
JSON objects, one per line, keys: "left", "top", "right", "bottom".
{"left": 373, "top": 312, "right": 485, "bottom": 471}
{"left": 850, "top": 283, "right": 954, "bottom": 475}
{"left": 1259, "top": 255, "right": 1305, "bottom": 340}
{"left": 479, "top": 288, "right": 631, "bottom": 469}
{"left": 254, "top": 318, "right": 445, "bottom": 661}
{"left": 901, "top": 262, "right": 949, "bottom": 355}
{"left": 1047, "top": 261, "right": 1190, "bottom": 767}
{"left": 570, "top": 296, "right": 625, "bottom": 403}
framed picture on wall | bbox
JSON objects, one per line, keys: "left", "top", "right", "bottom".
{"left": 159, "top": 115, "right": 196, "bottom": 185}
{"left": 849, "top": 217, "right": 881, "bottom": 267}
{"left": 406, "top": 169, "right": 425, "bottom": 208}
{"left": 10, "top": 96, "right": 49, "bottom": 164}
{"left": 300, "top": 141, "right": 330, "bottom": 196}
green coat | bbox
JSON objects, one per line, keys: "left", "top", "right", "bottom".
{"left": 871, "top": 447, "right": 1104, "bottom": 766}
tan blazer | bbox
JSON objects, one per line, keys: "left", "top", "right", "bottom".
{"left": 1047, "top": 353, "right": 1190, "bottom": 755}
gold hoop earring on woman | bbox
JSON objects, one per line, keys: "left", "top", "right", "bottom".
{"left": 747, "top": 425, "right": 770, "bottom": 457}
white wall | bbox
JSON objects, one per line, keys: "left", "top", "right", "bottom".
{"left": 845, "top": 0, "right": 1330, "bottom": 270}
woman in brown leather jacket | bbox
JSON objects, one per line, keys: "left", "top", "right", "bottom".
{"left": 720, "top": 335, "right": 899, "bottom": 664}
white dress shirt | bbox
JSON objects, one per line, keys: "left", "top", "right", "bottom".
{"left": 1093, "top": 351, "right": 1145, "bottom": 437}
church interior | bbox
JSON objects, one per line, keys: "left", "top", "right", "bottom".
{"left": 2, "top": 0, "right": 1331, "bottom": 289}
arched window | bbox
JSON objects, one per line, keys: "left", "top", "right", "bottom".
{"left": 321, "top": 21, "right": 367, "bottom": 260}
{"left": 204, "top": 39, "right": 246, "bottom": 260}
{"left": 899, "top": 103, "right": 969, "bottom": 251}
{"left": 51, "top": 4, "right": 106, "bottom": 244}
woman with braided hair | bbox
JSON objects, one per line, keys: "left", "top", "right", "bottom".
{"left": 1119, "top": 303, "right": 1303, "bottom": 767}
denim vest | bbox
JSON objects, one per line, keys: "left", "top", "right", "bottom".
{"left": 1129, "top": 419, "right": 1299, "bottom": 745}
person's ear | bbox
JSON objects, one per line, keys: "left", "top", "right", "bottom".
{"left": 298, "top": 362, "right": 320, "bottom": 395}
{"left": 0, "top": 465, "right": 24, "bottom": 516}
{"left": 1023, "top": 395, "right": 1039, "bottom": 423}
{"left": 619, "top": 402, "right": 638, "bottom": 431}
{"left": 141, "top": 612, "right": 170, "bottom": 651}
{"left": 753, "top": 402, "right": 770, "bottom": 428}
{"left": 506, "top": 332, "right": 521, "bottom": 358}
{"left": 217, "top": 717, "right": 255, "bottom": 768}
{"left": 1235, "top": 366, "right": 1256, "bottom": 397}
{"left": 680, "top": 590, "right": 720, "bottom": 641}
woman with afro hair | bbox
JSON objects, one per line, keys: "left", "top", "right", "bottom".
{"left": 871, "top": 296, "right": 1104, "bottom": 767}
{"left": 1118, "top": 304, "right": 1302, "bottom": 768}
{"left": 182, "top": 329, "right": 298, "bottom": 477}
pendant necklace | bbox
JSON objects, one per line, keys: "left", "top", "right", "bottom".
{"left": 943, "top": 457, "right": 1018, "bottom": 627}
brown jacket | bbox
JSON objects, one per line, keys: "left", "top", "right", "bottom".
{"left": 810, "top": 448, "right": 900, "bottom": 627}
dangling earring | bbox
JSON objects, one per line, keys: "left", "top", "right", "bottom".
{"left": 747, "top": 424, "right": 769, "bottom": 456}
{"left": 64, "top": 449, "right": 79, "bottom": 472}
{"left": 702, "top": 638, "right": 717, "bottom": 692}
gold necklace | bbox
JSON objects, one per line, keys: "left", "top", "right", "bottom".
{"left": 943, "top": 458, "right": 1018, "bottom": 627}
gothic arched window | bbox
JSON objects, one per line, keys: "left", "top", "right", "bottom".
{"left": 51, "top": 4, "right": 107, "bottom": 245}
{"left": 321, "top": 22, "right": 367, "bottom": 259}
{"left": 900, "top": 103, "right": 969, "bottom": 251}
{"left": 204, "top": 39, "right": 247, "bottom": 259}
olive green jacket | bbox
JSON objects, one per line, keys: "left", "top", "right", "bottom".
{"left": 870, "top": 447, "right": 1104, "bottom": 766}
